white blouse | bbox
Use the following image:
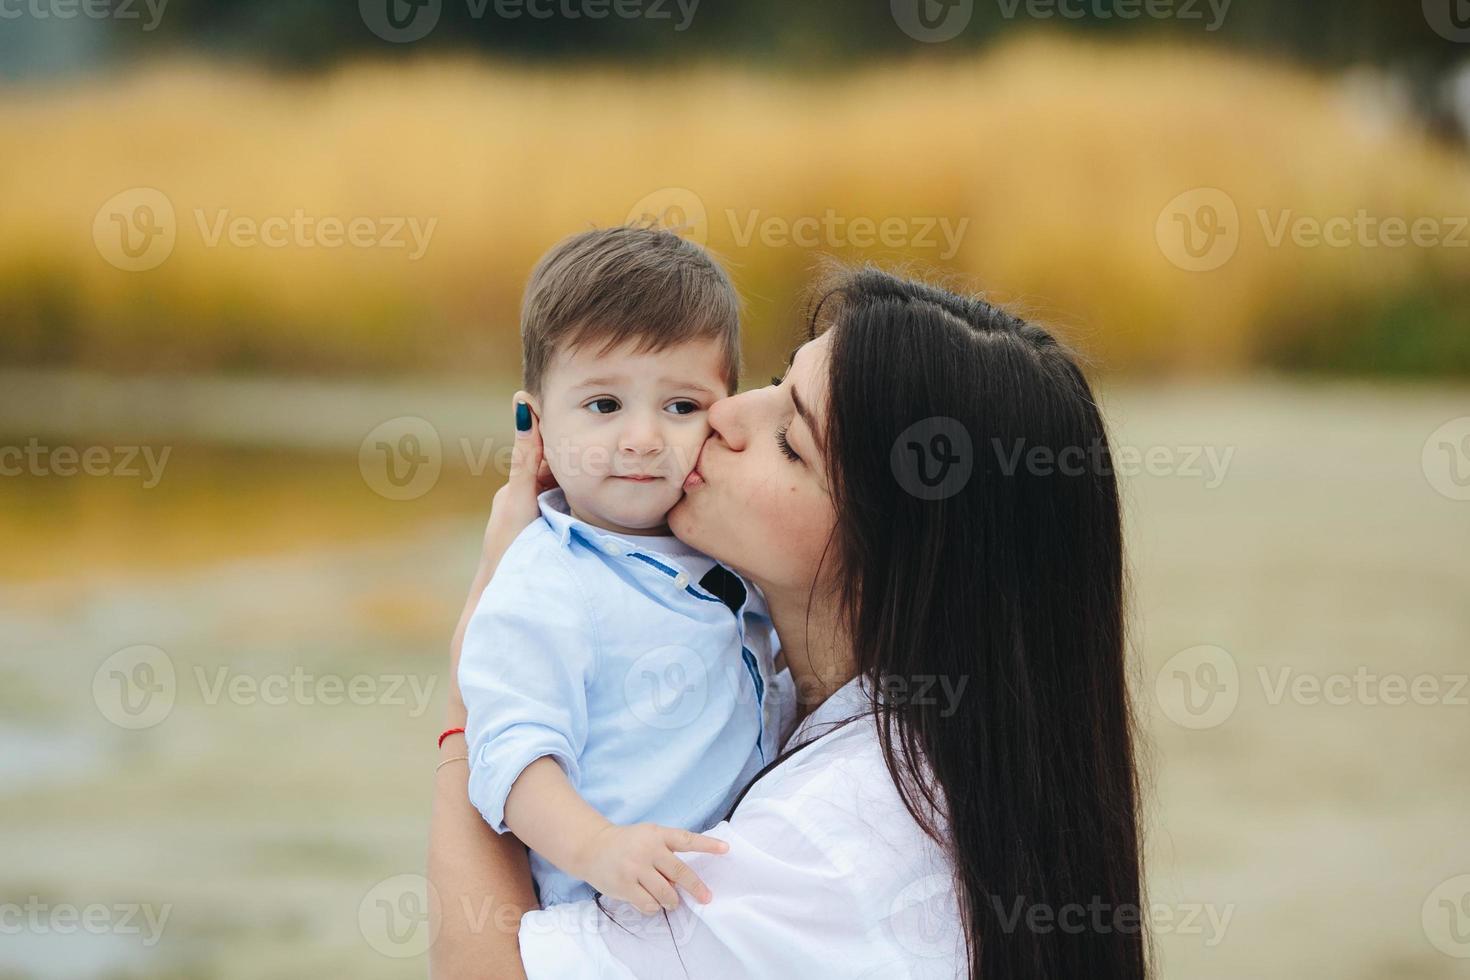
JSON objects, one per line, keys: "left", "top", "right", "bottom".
{"left": 517, "top": 675, "right": 967, "bottom": 979}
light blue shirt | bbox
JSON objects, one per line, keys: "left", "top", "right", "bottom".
{"left": 460, "top": 487, "right": 791, "bottom": 907}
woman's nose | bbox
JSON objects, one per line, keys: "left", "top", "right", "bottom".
{"left": 706, "top": 390, "right": 752, "bottom": 452}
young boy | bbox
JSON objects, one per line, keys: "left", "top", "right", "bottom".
{"left": 458, "top": 226, "right": 791, "bottom": 912}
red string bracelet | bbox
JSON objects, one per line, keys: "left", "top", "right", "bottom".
{"left": 438, "top": 726, "right": 465, "bottom": 749}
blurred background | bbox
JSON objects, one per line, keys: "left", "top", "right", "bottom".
{"left": 1, "top": 1, "right": 1468, "bottom": 977}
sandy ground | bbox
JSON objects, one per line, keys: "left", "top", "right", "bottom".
{"left": 1, "top": 378, "right": 1467, "bottom": 978}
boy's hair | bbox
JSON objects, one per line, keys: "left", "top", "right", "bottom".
{"left": 521, "top": 226, "right": 741, "bottom": 400}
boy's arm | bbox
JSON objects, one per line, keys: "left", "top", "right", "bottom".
{"left": 503, "top": 757, "right": 728, "bottom": 914}
{"left": 459, "top": 536, "right": 598, "bottom": 835}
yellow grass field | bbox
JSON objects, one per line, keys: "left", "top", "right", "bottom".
{"left": 2, "top": 35, "right": 1468, "bottom": 378}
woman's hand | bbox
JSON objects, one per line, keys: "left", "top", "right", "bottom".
{"left": 481, "top": 392, "right": 558, "bottom": 574}
{"left": 449, "top": 392, "right": 556, "bottom": 713}
{"left": 430, "top": 391, "right": 551, "bottom": 980}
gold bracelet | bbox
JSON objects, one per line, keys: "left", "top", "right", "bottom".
{"left": 436, "top": 755, "right": 469, "bottom": 773}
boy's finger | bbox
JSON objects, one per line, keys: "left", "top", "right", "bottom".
{"left": 639, "top": 871, "right": 681, "bottom": 912}
{"left": 657, "top": 855, "right": 712, "bottom": 904}
{"left": 664, "top": 827, "right": 730, "bottom": 855}
{"left": 630, "top": 885, "right": 664, "bottom": 917}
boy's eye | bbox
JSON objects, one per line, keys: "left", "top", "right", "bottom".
{"left": 770, "top": 374, "right": 784, "bottom": 387}
{"left": 588, "top": 398, "right": 703, "bottom": 415}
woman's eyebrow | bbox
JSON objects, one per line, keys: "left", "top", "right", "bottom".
{"left": 790, "top": 384, "right": 824, "bottom": 453}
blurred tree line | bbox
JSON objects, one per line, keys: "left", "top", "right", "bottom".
{"left": 118, "top": 0, "right": 1463, "bottom": 72}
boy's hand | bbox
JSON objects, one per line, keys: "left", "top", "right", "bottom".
{"left": 572, "top": 823, "right": 729, "bottom": 914}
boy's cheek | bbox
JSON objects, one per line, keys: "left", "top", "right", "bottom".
{"left": 675, "top": 439, "right": 704, "bottom": 475}
{"left": 540, "top": 427, "right": 602, "bottom": 479}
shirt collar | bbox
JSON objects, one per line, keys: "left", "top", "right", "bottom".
{"left": 536, "top": 486, "right": 578, "bottom": 547}
{"left": 536, "top": 486, "right": 687, "bottom": 560}
{"left": 537, "top": 486, "right": 628, "bottom": 554}
{"left": 788, "top": 674, "right": 869, "bottom": 748}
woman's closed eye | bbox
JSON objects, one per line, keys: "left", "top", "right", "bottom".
{"left": 769, "top": 376, "right": 802, "bottom": 462}
{"left": 775, "top": 424, "right": 800, "bottom": 462}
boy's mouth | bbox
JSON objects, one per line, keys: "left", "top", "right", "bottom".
{"left": 613, "top": 474, "right": 658, "bottom": 482}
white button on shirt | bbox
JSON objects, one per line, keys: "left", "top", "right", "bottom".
{"left": 517, "top": 675, "right": 966, "bottom": 978}
{"left": 459, "top": 487, "right": 794, "bottom": 907}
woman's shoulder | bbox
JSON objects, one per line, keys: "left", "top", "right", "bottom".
{"left": 740, "top": 687, "right": 954, "bottom": 880}
{"left": 756, "top": 707, "right": 947, "bottom": 835}
{"left": 723, "top": 695, "right": 963, "bottom": 969}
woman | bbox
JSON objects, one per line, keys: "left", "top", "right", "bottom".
{"left": 428, "top": 267, "right": 1148, "bottom": 979}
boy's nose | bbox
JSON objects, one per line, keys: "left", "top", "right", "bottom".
{"left": 618, "top": 416, "right": 664, "bottom": 455}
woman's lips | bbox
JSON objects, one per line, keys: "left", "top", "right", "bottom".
{"left": 683, "top": 441, "right": 709, "bottom": 490}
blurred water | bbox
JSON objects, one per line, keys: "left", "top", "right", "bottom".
{"left": 0, "top": 722, "right": 104, "bottom": 793}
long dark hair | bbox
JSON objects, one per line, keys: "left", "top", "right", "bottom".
{"left": 736, "top": 266, "right": 1148, "bottom": 980}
